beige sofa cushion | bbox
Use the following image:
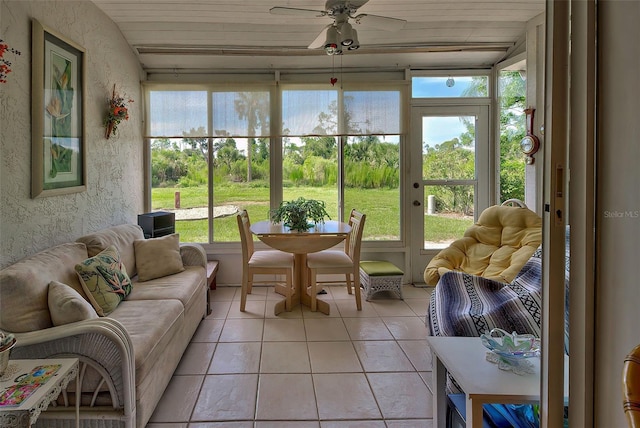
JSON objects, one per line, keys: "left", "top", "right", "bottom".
{"left": 48, "top": 280, "right": 98, "bottom": 326}
{"left": 108, "top": 299, "right": 184, "bottom": 387}
{"left": 76, "top": 224, "right": 144, "bottom": 277}
{"left": 127, "top": 266, "right": 205, "bottom": 308}
{"left": 0, "top": 243, "right": 89, "bottom": 332}
{"left": 134, "top": 234, "right": 184, "bottom": 282}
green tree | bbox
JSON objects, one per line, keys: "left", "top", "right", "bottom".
{"left": 213, "top": 138, "right": 244, "bottom": 174}
{"left": 498, "top": 71, "right": 526, "bottom": 201}
{"left": 461, "top": 74, "right": 526, "bottom": 202}
{"left": 234, "top": 92, "right": 269, "bottom": 182}
{"left": 423, "top": 137, "right": 475, "bottom": 214}
{"left": 182, "top": 126, "right": 209, "bottom": 163}
{"left": 150, "top": 140, "right": 189, "bottom": 187}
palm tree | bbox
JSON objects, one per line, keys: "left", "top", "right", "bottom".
{"left": 234, "top": 92, "right": 269, "bottom": 182}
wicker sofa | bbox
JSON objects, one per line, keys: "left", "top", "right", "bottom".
{"left": 0, "top": 224, "right": 208, "bottom": 428}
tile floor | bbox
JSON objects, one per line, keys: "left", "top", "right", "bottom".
{"left": 147, "top": 284, "right": 435, "bottom": 428}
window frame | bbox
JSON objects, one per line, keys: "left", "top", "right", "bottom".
{"left": 143, "top": 78, "right": 407, "bottom": 248}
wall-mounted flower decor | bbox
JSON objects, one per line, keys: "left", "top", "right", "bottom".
{"left": 0, "top": 39, "right": 22, "bottom": 84}
{"left": 104, "top": 84, "right": 133, "bottom": 139}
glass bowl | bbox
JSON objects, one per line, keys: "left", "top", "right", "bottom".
{"left": 480, "top": 328, "right": 541, "bottom": 361}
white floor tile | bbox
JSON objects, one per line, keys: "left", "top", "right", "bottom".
{"left": 207, "top": 301, "right": 231, "bottom": 319}
{"left": 152, "top": 285, "right": 438, "bottom": 425}
{"left": 405, "top": 298, "right": 430, "bottom": 317}
{"left": 320, "top": 421, "right": 386, "bottom": 428}
{"left": 304, "top": 318, "right": 350, "bottom": 341}
{"left": 382, "top": 316, "right": 431, "bottom": 340}
{"left": 174, "top": 342, "right": 216, "bottom": 375}
{"left": 263, "top": 318, "right": 306, "bottom": 341}
{"left": 256, "top": 421, "right": 319, "bottom": 428}
{"left": 219, "top": 318, "right": 264, "bottom": 342}
{"left": 313, "top": 373, "right": 382, "bottom": 420}
{"left": 397, "top": 340, "right": 433, "bottom": 371}
{"left": 370, "top": 300, "right": 417, "bottom": 317}
{"left": 148, "top": 375, "right": 203, "bottom": 423}
{"left": 334, "top": 299, "right": 379, "bottom": 318}
{"left": 209, "top": 286, "right": 237, "bottom": 301}
{"left": 189, "top": 423, "right": 254, "bottom": 428}
{"left": 146, "top": 423, "right": 188, "bottom": 428}
{"left": 208, "top": 342, "right": 262, "bottom": 374}
{"left": 227, "top": 300, "right": 267, "bottom": 318}
{"left": 308, "top": 341, "right": 362, "bottom": 373}
{"left": 353, "top": 341, "right": 415, "bottom": 372}
{"left": 260, "top": 341, "right": 311, "bottom": 373}
{"left": 367, "top": 372, "right": 433, "bottom": 419}
{"left": 191, "top": 374, "right": 258, "bottom": 421}
{"left": 255, "top": 373, "right": 318, "bottom": 420}
{"left": 191, "top": 319, "right": 224, "bottom": 342}
{"left": 342, "top": 317, "right": 394, "bottom": 340}
{"left": 385, "top": 420, "right": 433, "bottom": 428}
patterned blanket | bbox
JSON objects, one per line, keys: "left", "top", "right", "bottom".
{"left": 428, "top": 248, "right": 543, "bottom": 338}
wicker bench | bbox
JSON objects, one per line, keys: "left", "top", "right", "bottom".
{"left": 359, "top": 261, "right": 404, "bottom": 301}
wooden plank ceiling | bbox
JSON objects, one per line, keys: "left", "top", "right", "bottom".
{"left": 90, "top": 0, "right": 545, "bottom": 73}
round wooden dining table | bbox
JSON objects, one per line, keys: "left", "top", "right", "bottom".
{"left": 250, "top": 220, "right": 351, "bottom": 315}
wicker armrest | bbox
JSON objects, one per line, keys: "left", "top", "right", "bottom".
{"left": 11, "top": 319, "right": 136, "bottom": 424}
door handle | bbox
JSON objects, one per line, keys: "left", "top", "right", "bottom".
{"left": 413, "top": 200, "right": 421, "bottom": 206}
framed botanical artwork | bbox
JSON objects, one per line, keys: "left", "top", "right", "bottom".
{"left": 31, "top": 19, "right": 86, "bottom": 198}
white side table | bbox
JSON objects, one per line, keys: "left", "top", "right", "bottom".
{"left": 426, "top": 336, "right": 568, "bottom": 428}
{"left": 0, "top": 358, "right": 79, "bottom": 428}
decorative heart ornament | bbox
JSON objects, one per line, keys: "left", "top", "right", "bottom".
{"left": 330, "top": 77, "right": 338, "bottom": 86}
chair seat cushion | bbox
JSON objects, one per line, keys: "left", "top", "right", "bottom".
{"left": 307, "top": 250, "right": 353, "bottom": 269}
{"left": 359, "top": 261, "right": 404, "bottom": 276}
{"left": 249, "top": 250, "right": 293, "bottom": 268}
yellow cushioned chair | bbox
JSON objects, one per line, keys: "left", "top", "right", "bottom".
{"left": 423, "top": 203, "right": 542, "bottom": 286}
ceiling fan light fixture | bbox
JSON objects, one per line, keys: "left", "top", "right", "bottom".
{"left": 324, "top": 26, "right": 344, "bottom": 55}
{"left": 325, "top": 43, "right": 339, "bottom": 55}
{"left": 347, "top": 29, "right": 360, "bottom": 50}
{"left": 324, "top": 26, "right": 338, "bottom": 49}
{"left": 339, "top": 22, "right": 354, "bottom": 46}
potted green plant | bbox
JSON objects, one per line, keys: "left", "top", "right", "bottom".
{"left": 270, "top": 197, "right": 331, "bottom": 232}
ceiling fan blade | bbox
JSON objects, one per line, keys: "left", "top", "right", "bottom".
{"left": 354, "top": 13, "right": 407, "bottom": 31}
{"left": 346, "top": 0, "right": 370, "bottom": 9}
{"left": 308, "top": 25, "right": 331, "bottom": 49}
{"left": 269, "top": 6, "right": 327, "bottom": 18}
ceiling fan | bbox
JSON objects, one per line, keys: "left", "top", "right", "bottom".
{"left": 270, "top": 0, "right": 407, "bottom": 55}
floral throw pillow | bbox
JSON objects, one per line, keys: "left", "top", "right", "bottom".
{"left": 75, "top": 246, "right": 132, "bottom": 316}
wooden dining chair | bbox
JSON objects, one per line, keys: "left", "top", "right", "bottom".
{"left": 623, "top": 343, "right": 640, "bottom": 428}
{"left": 236, "top": 210, "right": 295, "bottom": 313}
{"left": 306, "top": 209, "right": 366, "bottom": 312}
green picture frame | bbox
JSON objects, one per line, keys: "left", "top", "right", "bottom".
{"left": 31, "top": 19, "right": 86, "bottom": 198}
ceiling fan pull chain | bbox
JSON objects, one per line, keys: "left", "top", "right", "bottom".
{"left": 330, "top": 54, "right": 338, "bottom": 86}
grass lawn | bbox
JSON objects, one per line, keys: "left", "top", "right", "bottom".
{"left": 152, "top": 185, "right": 473, "bottom": 243}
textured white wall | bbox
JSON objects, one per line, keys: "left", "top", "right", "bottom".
{"left": 0, "top": 1, "right": 145, "bottom": 268}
